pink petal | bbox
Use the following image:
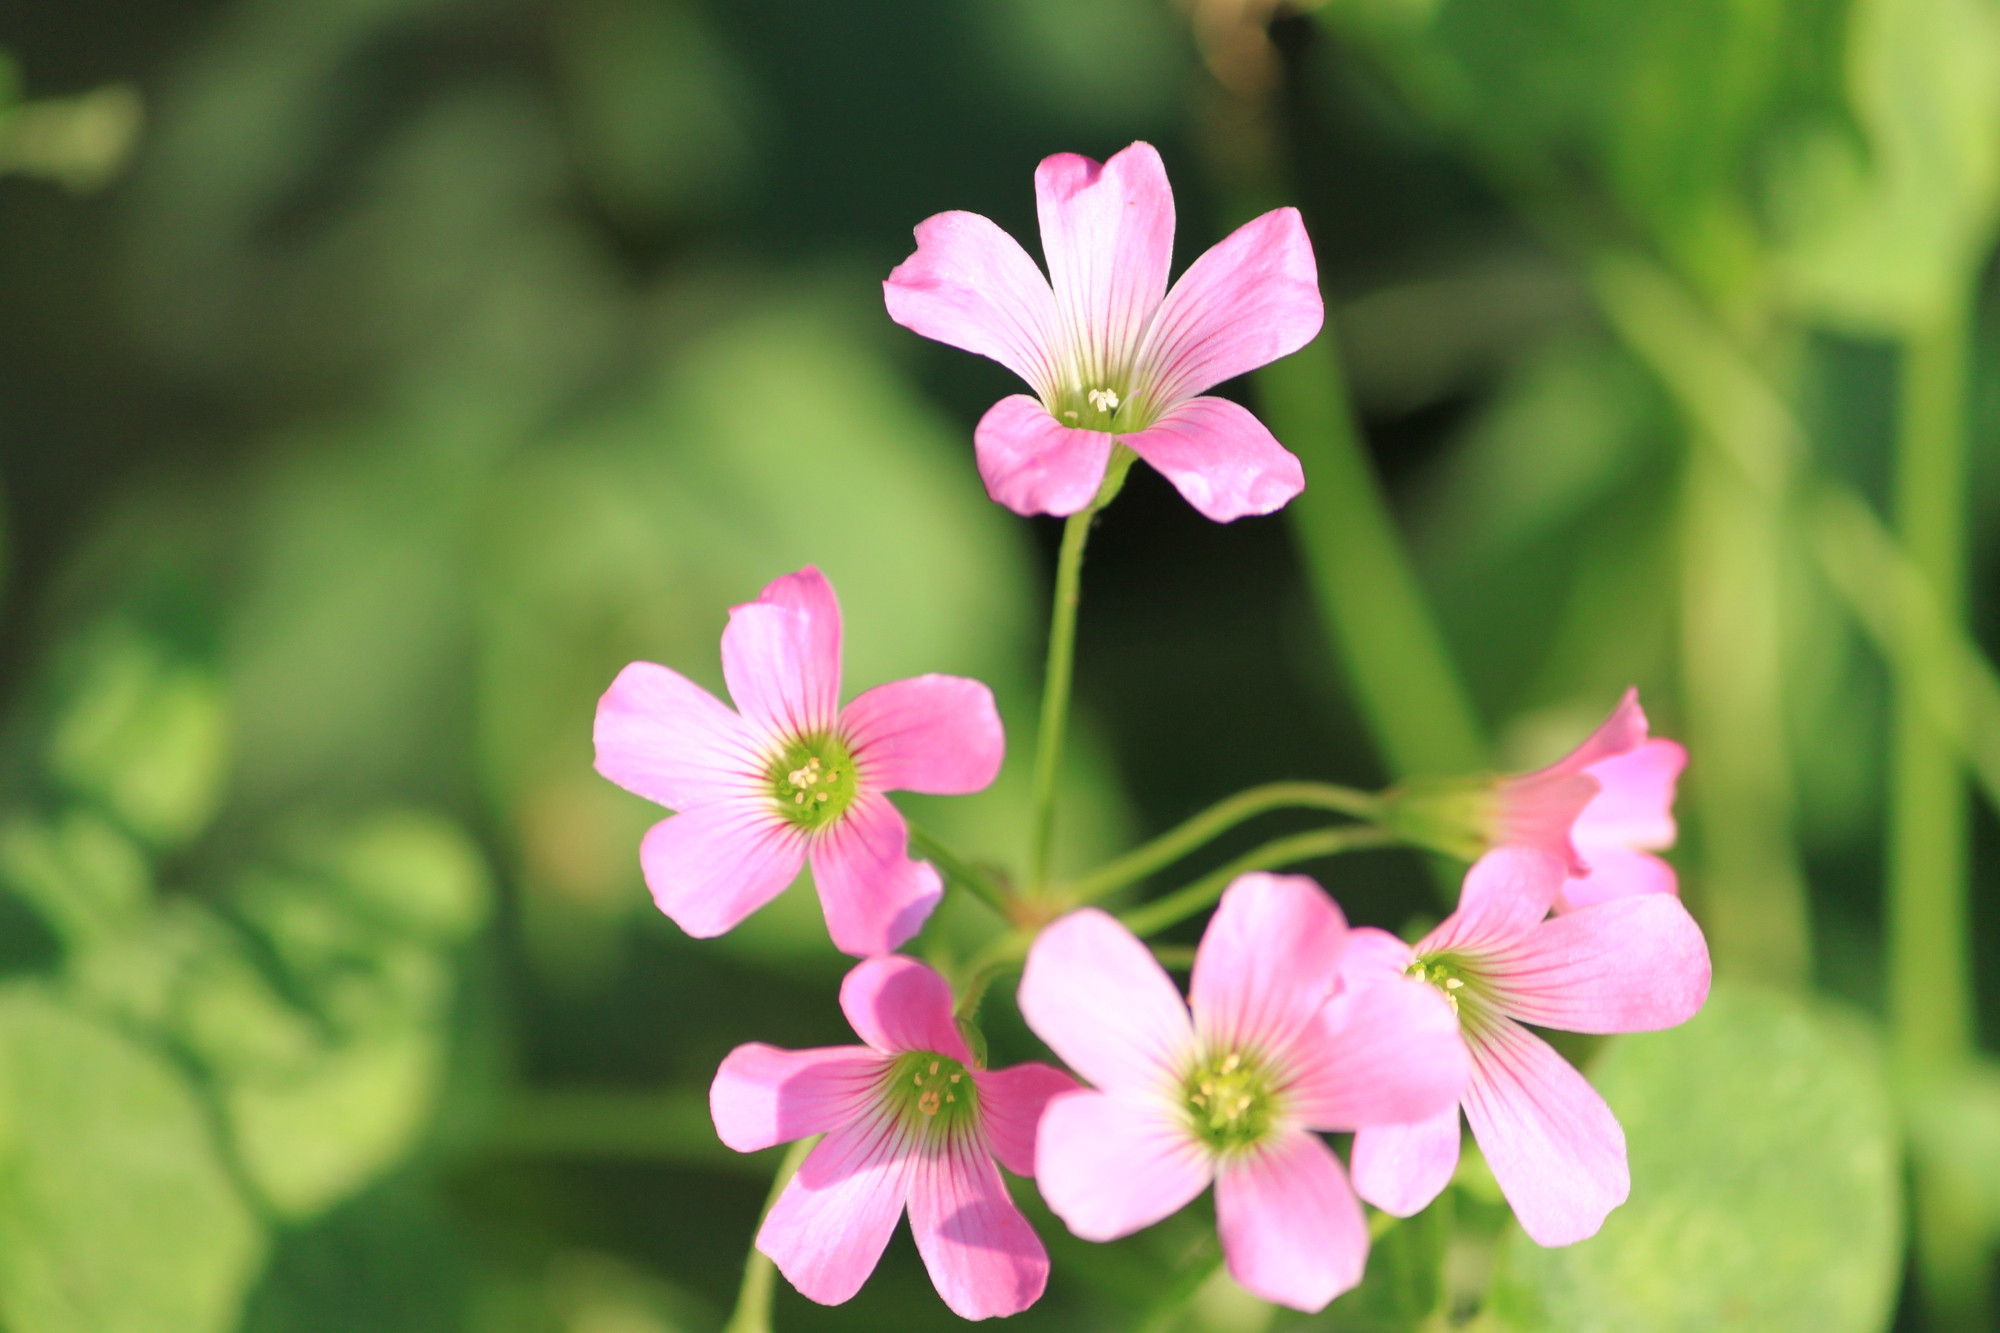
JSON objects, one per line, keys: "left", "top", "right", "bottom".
{"left": 1461, "top": 1018, "right": 1627, "bottom": 1246}
{"left": 1422, "top": 847, "right": 1565, "bottom": 955}
{"left": 838, "top": 955, "right": 971, "bottom": 1061}
{"left": 840, "top": 674, "right": 1004, "bottom": 796}
{"left": 720, "top": 567, "right": 843, "bottom": 741}
{"left": 710, "top": 1043, "right": 887, "bottom": 1152}
{"left": 1488, "top": 895, "right": 1711, "bottom": 1034}
{"left": 638, "top": 802, "right": 806, "bottom": 939}
{"left": 1349, "top": 1107, "right": 1461, "bottom": 1218}
{"left": 1120, "top": 396, "right": 1305, "bottom": 522}
{"left": 1339, "top": 926, "right": 1416, "bottom": 987}
{"left": 1551, "top": 688, "right": 1650, "bottom": 774}
{"left": 1214, "top": 1128, "right": 1367, "bottom": 1312}
{"left": 1034, "top": 1089, "right": 1210, "bottom": 1241}
{"left": 592, "top": 661, "right": 762, "bottom": 811}
{"left": 1133, "top": 206, "right": 1323, "bottom": 407}
{"left": 974, "top": 394, "right": 1116, "bottom": 518}
{"left": 1556, "top": 843, "right": 1679, "bottom": 913}
{"left": 1035, "top": 143, "right": 1174, "bottom": 389}
{"left": 974, "top": 1062, "right": 1079, "bottom": 1178}
{"left": 1575, "top": 739, "right": 1685, "bottom": 850}
{"left": 1291, "top": 977, "right": 1468, "bottom": 1130}
{"left": 907, "top": 1138, "right": 1050, "bottom": 1319}
{"left": 1018, "top": 908, "right": 1194, "bottom": 1093}
{"left": 1190, "top": 873, "right": 1346, "bottom": 1056}
{"left": 808, "top": 792, "right": 944, "bottom": 956}
{"left": 883, "top": 209, "right": 1061, "bottom": 397}
{"left": 1493, "top": 768, "right": 1601, "bottom": 876}
{"left": 759, "top": 1116, "right": 914, "bottom": 1306}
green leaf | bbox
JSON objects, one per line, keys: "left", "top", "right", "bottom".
{"left": 0, "top": 984, "right": 264, "bottom": 1333}
{"left": 1494, "top": 982, "right": 1902, "bottom": 1333}
{"left": 0, "top": 810, "right": 150, "bottom": 948}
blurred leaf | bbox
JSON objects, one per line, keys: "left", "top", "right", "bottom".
{"left": 976, "top": 0, "right": 1186, "bottom": 125}
{"left": 0, "top": 810, "right": 150, "bottom": 948}
{"left": 0, "top": 984, "right": 264, "bottom": 1333}
{"left": 1770, "top": 0, "right": 2000, "bottom": 331}
{"left": 292, "top": 809, "right": 490, "bottom": 945}
{"left": 1494, "top": 983, "right": 1901, "bottom": 1332}
{"left": 49, "top": 623, "right": 230, "bottom": 851}
{"left": 1907, "top": 1058, "right": 2000, "bottom": 1248}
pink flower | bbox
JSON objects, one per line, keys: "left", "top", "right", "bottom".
{"left": 1346, "top": 846, "right": 1711, "bottom": 1246}
{"left": 593, "top": 567, "right": 1003, "bottom": 957}
{"left": 710, "top": 956, "right": 1075, "bottom": 1319}
{"left": 884, "top": 141, "right": 1322, "bottom": 523}
{"left": 1495, "top": 688, "right": 1688, "bottom": 913}
{"left": 1017, "top": 874, "right": 1468, "bottom": 1312}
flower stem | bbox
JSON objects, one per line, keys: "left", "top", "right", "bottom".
{"left": 906, "top": 822, "right": 1010, "bottom": 919}
{"left": 1119, "top": 824, "right": 1398, "bottom": 938}
{"left": 722, "top": 1134, "right": 817, "bottom": 1333}
{"left": 1029, "top": 446, "right": 1136, "bottom": 892}
{"left": 1130, "top": 1232, "right": 1223, "bottom": 1333}
{"left": 1064, "top": 781, "right": 1383, "bottom": 904}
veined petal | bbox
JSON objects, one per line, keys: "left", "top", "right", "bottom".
{"left": 1423, "top": 847, "right": 1565, "bottom": 955}
{"left": 1576, "top": 739, "right": 1685, "bottom": 850}
{"left": 1035, "top": 1089, "right": 1210, "bottom": 1241}
{"left": 1120, "top": 397, "right": 1305, "bottom": 522}
{"left": 839, "top": 955, "right": 970, "bottom": 1061}
{"left": 1035, "top": 143, "right": 1174, "bottom": 389}
{"left": 1019, "top": 908, "right": 1194, "bottom": 1093}
{"left": 593, "top": 661, "right": 762, "bottom": 811}
{"left": 1494, "top": 769, "right": 1601, "bottom": 876}
{"left": 759, "top": 1115, "right": 915, "bottom": 1306}
{"left": 1190, "top": 873, "right": 1346, "bottom": 1057}
{"left": 639, "top": 803, "right": 805, "bottom": 939}
{"left": 711, "top": 1044, "right": 886, "bottom": 1152}
{"left": 809, "top": 793, "right": 943, "bottom": 956}
{"left": 1339, "top": 926, "right": 1416, "bottom": 987}
{"left": 974, "top": 395, "right": 1116, "bottom": 518}
{"left": 1290, "top": 977, "right": 1467, "bottom": 1130}
{"left": 1539, "top": 687, "right": 1649, "bottom": 778}
{"left": 1214, "top": 1129, "right": 1367, "bottom": 1312}
{"left": 1350, "top": 1107, "right": 1461, "bottom": 1218}
{"left": 974, "top": 1061, "right": 1078, "bottom": 1178}
{"left": 1461, "top": 1018, "right": 1627, "bottom": 1247}
{"left": 1557, "top": 843, "right": 1678, "bottom": 913}
{"left": 907, "top": 1138, "right": 1050, "bottom": 1319}
{"left": 720, "top": 567, "right": 843, "bottom": 740}
{"left": 1133, "top": 206, "right": 1323, "bottom": 407}
{"left": 841, "top": 674, "right": 1004, "bottom": 796}
{"left": 884, "top": 210, "right": 1061, "bottom": 396}
{"left": 1489, "top": 895, "right": 1711, "bottom": 1034}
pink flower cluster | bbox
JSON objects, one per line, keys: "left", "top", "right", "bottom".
{"left": 583, "top": 142, "right": 1715, "bottom": 1322}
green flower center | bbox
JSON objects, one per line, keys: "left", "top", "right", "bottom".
{"left": 1050, "top": 381, "right": 1155, "bottom": 434}
{"left": 1407, "top": 953, "right": 1477, "bottom": 1016}
{"left": 767, "top": 733, "right": 858, "bottom": 830}
{"left": 881, "top": 1051, "right": 980, "bottom": 1139}
{"left": 1182, "top": 1048, "right": 1279, "bottom": 1154}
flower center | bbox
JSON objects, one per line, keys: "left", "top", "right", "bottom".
{"left": 1181, "top": 1048, "right": 1278, "bottom": 1154}
{"left": 881, "top": 1051, "right": 980, "bottom": 1139}
{"left": 1407, "top": 953, "right": 1475, "bottom": 1015}
{"left": 766, "top": 733, "right": 858, "bottom": 830}
{"left": 1052, "top": 382, "right": 1150, "bottom": 433}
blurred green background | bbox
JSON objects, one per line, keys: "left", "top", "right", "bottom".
{"left": 0, "top": 0, "right": 1997, "bottom": 1329}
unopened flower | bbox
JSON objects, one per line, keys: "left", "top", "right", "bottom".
{"left": 1346, "top": 846, "right": 1710, "bottom": 1246}
{"left": 1018, "top": 874, "right": 1466, "bottom": 1311}
{"left": 711, "top": 956, "right": 1075, "bottom": 1319}
{"left": 593, "top": 567, "right": 1003, "bottom": 956}
{"left": 884, "top": 141, "right": 1322, "bottom": 522}
{"left": 1381, "top": 688, "right": 1686, "bottom": 913}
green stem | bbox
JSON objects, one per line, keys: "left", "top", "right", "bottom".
{"left": 907, "top": 823, "right": 1010, "bottom": 919}
{"left": 1120, "top": 824, "right": 1398, "bottom": 937}
{"left": 1029, "top": 447, "right": 1135, "bottom": 891}
{"left": 723, "top": 1135, "right": 817, "bottom": 1333}
{"left": 1130, "top": 1233, "right": 1224, "bottom": 1333}
{"left": 1255, "top": 340, "right": 1487, "bottom": 779}
{"left": 1064, "top": 781, "right": 1382, "bottom": 904}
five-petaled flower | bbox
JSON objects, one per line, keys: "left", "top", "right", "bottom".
{"left": 1018, "top": 874, "right": 1468, "bottom": 1311}
{"left": 593, "top": 566, "right": 1003, "bottom": 956}
{"left": 884, "top": 141, "right": 1323, "bottom": 523}
{"left": 1346, "top": 846, "right": 1711, "bottom": 1246}
{"left": 711, "top": 956, "right": 1076, "bottom": 1319}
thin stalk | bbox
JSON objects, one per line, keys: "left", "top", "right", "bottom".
{"left": 1065, "top": 781, "right": 1382, "bottom": 904}
{"left": 1120, "top": 824, "right": 1398, "bottom": 938}
{"left": 722, "top": 1135, "right": 817, "bottom": 1333}
{"left": 1029, "top": 447, "right": 1135, "bottom": 891}
{"left": 907, "top": 823, "right": 1010, "bottom": 919}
